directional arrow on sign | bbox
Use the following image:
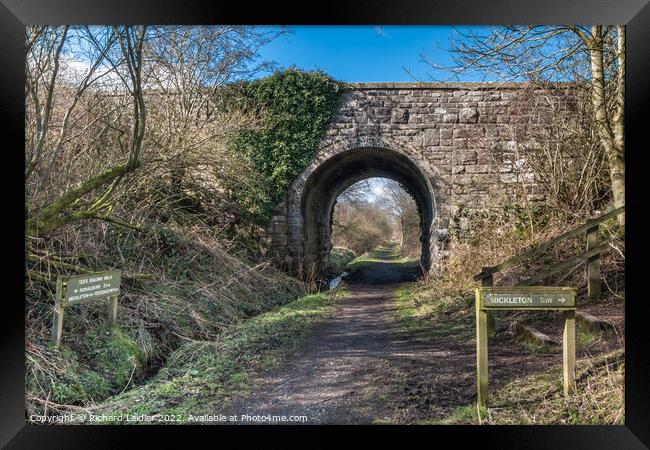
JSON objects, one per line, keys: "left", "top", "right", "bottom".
{"left": 558, "top": 298, "right": 566, "bottom": 303}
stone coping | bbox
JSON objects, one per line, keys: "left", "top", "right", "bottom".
{"left": 345, "top": 82, "right": 574, "bottom": 90}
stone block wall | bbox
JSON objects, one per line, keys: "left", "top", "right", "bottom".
{"left": 267, "top": 82, "right": 555, "bottom": 275}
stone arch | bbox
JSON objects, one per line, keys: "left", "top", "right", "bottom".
{"left": 265, "top": 83, "right": 561, "bottom": 278}
{"left": 279, "top": 136, "right": 444, "bottom": 278}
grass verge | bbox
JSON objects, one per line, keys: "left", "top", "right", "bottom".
{"left": 25, "top": 225, "right": 305, "bottom": 418}
{"left": 428, "top": 349, "right": 624, "bottom": 425}
{"left": 394, "top": 274, "right": 623, "bottom": 425}
{"left": 72, "top": 287, "right": 347, "bottom": 423}
{"left": 329, "top": 247, "right": 356, "bottom": 272}
{"left": 394, "top": 280, "right": 475, "bottom": 343}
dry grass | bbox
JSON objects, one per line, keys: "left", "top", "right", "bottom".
{"left": 397, "top": 206, "right": 624, "bottom": 425}
{"left": 25, "top": 220, "right": 305, "bottom": 417}
{"left": 435, "top": 349, "right": 624, "bottom": 425}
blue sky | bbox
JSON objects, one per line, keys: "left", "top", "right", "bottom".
{"left": 256, "top": 26, "right": 464, "bottom": 83}
{"left": 253, "top": 26, "right": 477, "bottom": 200}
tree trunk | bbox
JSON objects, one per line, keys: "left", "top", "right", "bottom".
{"left": 589, "top": 25, "right": 625, "bottom": 227}
{"left": 613, "top": 25, "right": 625, "bottom": 227}
{"left": 26, "top": 161, "right": 138, "bottom": 237}
{"left": 609, "top": 153, "right": 625, "bottom": 226}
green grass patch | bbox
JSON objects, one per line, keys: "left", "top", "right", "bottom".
{"left": 576, "top": 319, "right": 612, "bottom": 346}
{"left": 26, "top": 326, "right": 147, "bottom": 411}
{"left": 85, "top": 325, "right": 147, "bottom": 389}
{"left": 425, "top": 405, "right": 488, "bottom": 425}
{"left": 329, "top": 247, "right": 356, "bottom": 272}
{"left": 514, "top": 336, "right": 557, "bottom": 355}
{"left": 26, "top": 345, "right": 113, "bottom": 408}
{"left": 394, "top": 283, "right": 474, "bottom": 343}
{"left": 510, "top": 318, "right": 602, "bottom": 355}
{"left": 85, "top": 288, "right": 346, "bottom": 423}
{"left": 345, "top": 242, "right": 417, "bottom": 272}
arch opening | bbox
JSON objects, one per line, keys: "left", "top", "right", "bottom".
{"left": 330, "top": 177, "right": 422, "bottom": 280}
{"left": 300, "top": 146, "right": 437, "bottom": 278}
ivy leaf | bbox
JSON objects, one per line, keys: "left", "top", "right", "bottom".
{"left": 227, "top": 69, "right": 342, "bottom": 225}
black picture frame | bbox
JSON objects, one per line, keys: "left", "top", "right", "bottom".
{"left": 3, "top": 0, "right": 649, "bottom": 447}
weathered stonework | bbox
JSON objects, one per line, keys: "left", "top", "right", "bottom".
{"left": 267, "top": 82, "right": 552, "bottom": 277}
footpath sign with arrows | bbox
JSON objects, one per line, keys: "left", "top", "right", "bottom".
{"left": 51, "top": 270, "right": 122, "bottom": 347}
{"left": 475, "top": 286, "right": 577, "bottom": 408}
{"left": 64, "top": 270, "right": 121, "bottom": 304}
{"left": 481, "top": 289, "right": 575, "bottom": 308}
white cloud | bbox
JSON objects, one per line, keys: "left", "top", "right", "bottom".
{"left": 374, "top": 26, "right": 389, "bottom": 38}
{"left": 58, "top": 53, "right": 124, "bottom": 90}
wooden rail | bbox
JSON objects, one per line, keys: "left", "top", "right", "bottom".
{"left": 473, "top": 205, "right": 625, "bottom": 283}
{"left": 474, "top": 205, "right": 624, "bottom": 335}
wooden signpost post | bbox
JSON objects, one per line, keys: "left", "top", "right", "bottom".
{"left": 51, "top": 270, "right": 122, "bottom": 347}
{"left": 475, "top": 286, "right": 577, "bottom": 408}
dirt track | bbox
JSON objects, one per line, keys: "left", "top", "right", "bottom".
{"left": 221, "top": 248, "right": 569, "bottom": 424}
{"left": 222, "top": 250, "right": 475, "bottom": 424}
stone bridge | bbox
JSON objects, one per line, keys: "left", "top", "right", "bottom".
{"left": 267, "top": 82, "right": 560, "bottom": 277}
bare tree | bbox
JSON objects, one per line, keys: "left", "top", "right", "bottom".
{"left": 383, "top": 180, "right": 420, "bottom": 256}
{"left": 331, "top": 200, "right": 394, "bottom": 257}
{"left": 25, "top": 25, "right": 281, "bottom": 277}
{"left": 424, "top": 26, "right": 625, "bottom": 226}
{"left": 331, "top": 180, "right": 396, "bottom": 256}
{"left": 514, "top": 87, "right": 610, "bottom": 219}
{"left": 26, "top": 26, "right": 149, "bottom": 239}
{"left": 25, "top": 26, "right": 279, "bottom": 229}
{"left": 337, "top": 179, "right": 373, "bottom": 205}
{"left": 331, "top": 179, "right": 420, "bottom": 257}
{"left": 136, "top": 26, "right": 279, "bottom": 224}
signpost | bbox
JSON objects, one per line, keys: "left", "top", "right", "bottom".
{"left": 475, "top": 286, "right": 577, "bottom": 408}
{"left": 51, "top": 270, "right": 122, "bottom": 347}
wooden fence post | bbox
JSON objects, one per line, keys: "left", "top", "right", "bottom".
{"left": 586, "top": 223, "right": 601, "bottom": 299}
{"left": 563, "top": 310, "right": 576, "bottom": 396}
{"left": 482, "top": 268, "right": 496, "bottom": 336}
{"left": 476, "top": 292, "right": 489, "bottom": 409}
{"left": 107, "top": 295, "right": 118, "bottom": 326}
{"left": 51, "top": 277, "right": 65, "bottom": 347}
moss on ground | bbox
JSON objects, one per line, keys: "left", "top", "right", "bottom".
{"left": 26, "top": 345, "right": 113, "bottom": 407}
{"left": 26, "top": 326, "right": 147, "bottom": 409}
{"left": 85, "top": 325, "right": 147, "bottom": 389}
